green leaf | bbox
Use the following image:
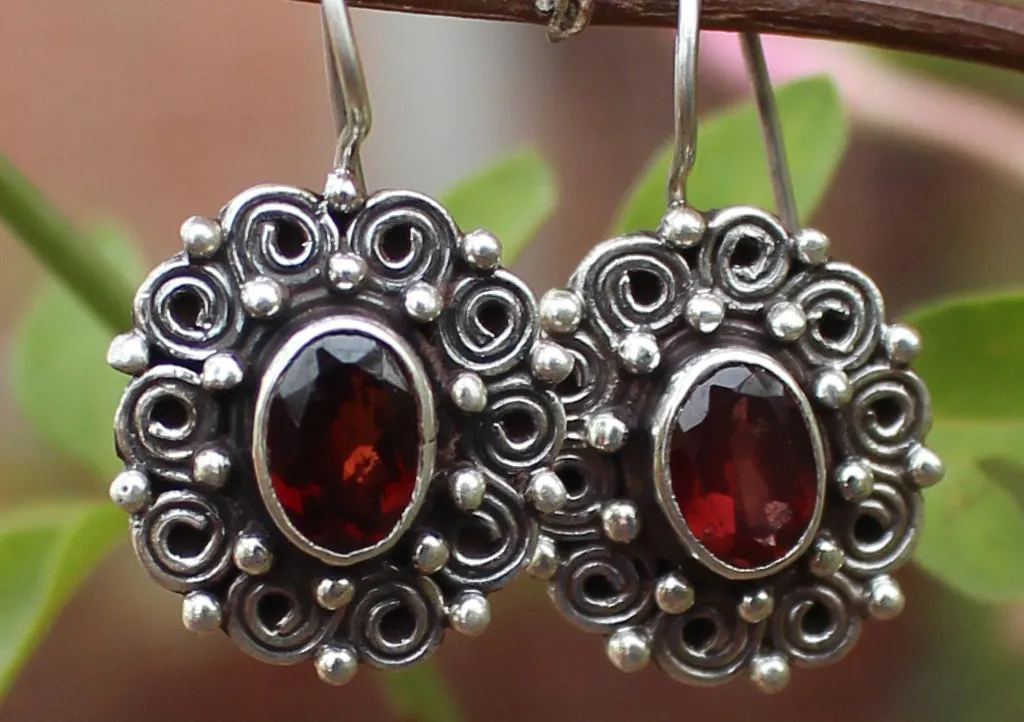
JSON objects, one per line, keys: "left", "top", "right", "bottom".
{"left": 441, "top": 148, "right": 557, "bottom": 265}
{"left": 612, "top": 76, "right": 848, "bottom": 235}
{"left": 10, "top": 226, "right": 142, "bottom": 482}
{"left": 0, "top": 502, "right": 124, "bottom": 697}
{"left": 378, "top": 663, "right": 464, "bottom": 722}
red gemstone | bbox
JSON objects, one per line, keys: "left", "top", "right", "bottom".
{"left": 669, "top": 363, "right": 818, "bottom": 569}
{"left": 266, "top": 332, "right": 419, "bottom": 555}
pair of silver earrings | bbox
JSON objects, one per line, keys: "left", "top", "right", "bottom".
{"left": 105, "top": 0, "right": 943, "bottom": 694}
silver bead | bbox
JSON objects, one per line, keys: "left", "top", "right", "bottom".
{"left": 323, "top": 169, "right": 365, "bottom": 213}
{"left": 109, "top": 469, "right": 151, "bottom": 514}
{"left": 605, "top": 627, "right": 651, "bottom": 673}
{"left": 601, "top": 500, "right": 641, "bottom": 543}
{"left": 181, "top": 592, "right": 223, "bottom": 635}
{"left": 616, "top": 332, "right": 661, "bottom": 374}
{"left": 192, "top": 447, "right": 232, "bottom": 488}
{"left": 241, "top": 277, "right": 285, "bottom": 319}
{"left": 314, "top": 644, "right": 359, "bottom": 686}
{"left": 738, "top": 589, "right": 775, "bottom": 624}
{"left": 327, "top": 253, "right": 368, "bottom": 293}
{"left": 792, "top": 228, "right": 830, "bottom": 266}
{"left": 180, "top": 215, "right": 223, "bottom": 259}
{"left": 834, "top": 458, "right": 874, "bottom": 502}
{"left": 412, "top": 532, "right": 450, "bottom": 574}
{"left": 749, "top": 653, "right": 791, "bottom": 694}
{"left": 530, "top": 341, "right": 576, "bottom": 384}
{"left": 315, "top": 577, "right": 355, "bottom": 611}
{"left": 883, "top": 323, "right": 922, "bottom": 365}
{"left": 449, "top": 468, "right": 487, "bottom": 511}
{"left": 813, "top": 369, "right": 853, "bottom": 408}
{"left": 526, "top": 535, "right": 559, "bottom": 580}
{"left": 539, "top": 289, "right": 584, "bottom": 334}
{"left": 766, "top": 302, "right": 808, "bottom": 342}
{"left": 586, "top": 413, "right": 628, "bottom": 453}
{"left": 233, "top": 533, "right": 273, "bottom": 576}
{"left": 460, "top": 229, "right": 502, "bottom": 270}
{"left": 657, "top": 204, "right": 706, "bottom": 248}
{"left": 534, "top": 0, "right": 556, "bottom": 13}
{"left": 654, "top": 573, "right": 695, "bottom": 614}
{"left": 448, "top": 593, "right": 491, "bottom": 636}
{"left": 106, "top": 331, "right": 149, "bottom": 375}
{"left": 808, "top": 536, "right": 845, "bottom": 578}
{"left": 403, "top": 282, "right": 443, "bottom": 323}
{"left": 449, "top": 372, "right": 488, "bottom": 413}
{"left": 867, "top": 575, "right": 905, "bottom": 620}
{"left": 907, "top": 445, "right": 944, "bottom": 487}
{"left": 201, "top": 352, "right": 244, "bottom": 391}
{"left": 526, "top": 470, "right": 568, "bottom": 514}
{"left": 685, "top": 292, "right": 725, "bottom": 334}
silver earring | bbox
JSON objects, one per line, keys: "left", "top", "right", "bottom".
{"left": 107, "top": 0, "right": 565, "bottom": 684}
{"left": 534, "top": 0, "right": 943, "bottom": 693}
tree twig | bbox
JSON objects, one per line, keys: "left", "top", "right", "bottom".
{"left": 290, "top": 0, "right": 1024, "bottom": 72}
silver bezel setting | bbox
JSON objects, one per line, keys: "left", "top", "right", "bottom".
{"left": 538, "top": 204, "right": 940, "bottom": 690}
{"left": 109, "top": 184, "right": 566, "bottom": 679}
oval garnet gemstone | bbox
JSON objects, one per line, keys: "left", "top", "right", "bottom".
{"left": 265, "top": 331, "right": 419, "bottom": 555}
{"left": 669, "top": 363, "right": 818, "bottom": 570}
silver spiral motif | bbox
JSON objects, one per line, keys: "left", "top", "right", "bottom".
{"left": 569, "top": 235, "right": 690, "bottom": 340}
{"left": 772, "top": 575, "right": 861, "bottom": 667}
{"left": 131, "top": 489, "right": 233, "bottom": 592}
{"left": 542, "top": 446, "right": 619, "bottom": 541}
{"left": 784, "top": 263, "right": 884, "bottom": 370}
{"left": 840, "top": 477, "right": 922, "bottom": 577}
{"left": 439, "top": 477, "right": 533, "bottom": 591}
{"left": 840, "top": 364, "right": 931, "bottom": 465}
{"left": 346, "top": 190, "right": 456, "bottom": 292}
{"left": 654, "top": 595, "right": 761, "bottom": 685}
{"left": 346, "top": 573, "right": 445, "bottom": 669}
{"left": 550, "top": 543, "right": 654, "bottom": 632}
{"left": 552, "top": 331, "right": 619, "bottom": 426}
{"left": 220, "top": 185, "right": 338, "bottom": 286}
{"left": 133, "top": 254, "right": 244, "bottom": 361}
{"left": 700, "top": 207, "right": 790, "bottom": 311}
{"left": 472, "top": 375, "right": 566, "bottom": 477}
{"left": 114, "top": 366, "right": 220, "bottom": 483}
{"left": 439, "top": 270, "right": 538, "bottom": 376}
{"left": 226, "top": 573, "right": 340, "bottom": 664}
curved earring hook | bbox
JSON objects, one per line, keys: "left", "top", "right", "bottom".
{"left": 667, "top": 0, "right": 701, "bottom": 206}
{"left": 739, "top": 33, "right": 799, "bottom": 233}
{"left": 322, "top": 0, "right": 373, "bottom": 186}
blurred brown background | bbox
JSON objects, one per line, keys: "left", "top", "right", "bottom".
{"left": 2, "top": 0, "right": 1023, "bottom": 720}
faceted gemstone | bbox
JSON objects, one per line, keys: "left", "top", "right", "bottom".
{"left": 265, "top": 331, "right": 419, "bottom": 555}
{"left": 669, "top": 363, "right": 818, "bottom": 569}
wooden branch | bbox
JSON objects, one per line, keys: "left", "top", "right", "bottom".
{"left": 291, "top": 0, "right": 1024, "bottom": 72}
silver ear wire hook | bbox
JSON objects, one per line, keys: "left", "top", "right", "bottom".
{"left": 667, "top": 0, "right": 701, "bottom": 206}
{"left": 739, "top": 33, "right": 799, "bottom": 233}
{"left": 322, "top": 0, "right": 372, "bottom": 206}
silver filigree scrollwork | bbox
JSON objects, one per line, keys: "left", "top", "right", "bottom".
{"left": 227, "top": 572, "right": 340, "bottom": 663}
{"left": 471, "top": 375, "right": 566, "bottom": 478}
{"left": 131, "top": 489, "right": 234, "bottom": 592}
{"left": 439, "top": 270, "right": 539, "bottom": 376}
{"left": 699, "top": 206, "right": 790, "bottom": 312}
{"left": 841, "top": 364, "right": 931, "bottom": 467}
{"left": 569, "top": 235, "right": 690, "bottom": 340}
{"left": 114, "top": 366, "right": 220, "bottom": 483}
{"left": 345, "top": 573, "right": 446, "bottom": 669}
{"left": 346, "top": 190, "right": 457, "bottom": 292}
{"left": 542, "top": 446, "right": 619, "bottom": 541}
{"left": 552, "top": 331, "right": 619, "bottom": 427}
{"left": 840, "top": 477, "right": 922, "bottom": 577}
{"left": 551, "top": 543, "right": 655, "bottom": 632}
{"left": 772, "top": 575, "right": 862, "bottom": 667}
{"left": 654, "top": 596, "right": 761, "bottom": 685}
{"left": 784, "top": 262, "right": 885, "bottom": 369}
{"left": 133, "top": 255, "right": 244, "bottom": 361}
{"left": 220, "top": 185, "right": 339, "bottom": 287}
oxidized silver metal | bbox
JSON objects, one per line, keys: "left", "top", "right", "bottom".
{"left": 108, "top": 183, "right": 566, "bottom": 681}
{"left": 537, "top": 203, "right": 942, "bottom": 691}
